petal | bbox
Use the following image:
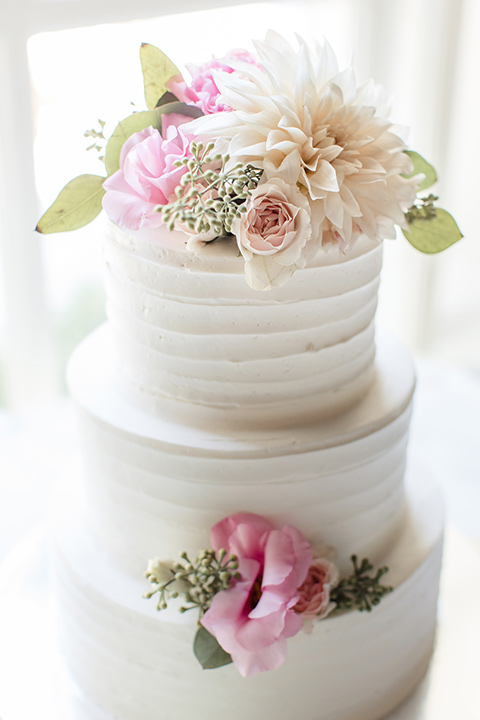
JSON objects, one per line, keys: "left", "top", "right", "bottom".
{"left": 248, "top": 588, "right": 286, "bottom": 619}
{"left": 282, "top": 525, "right": 312, "bottom": 586}
{"left": 210, "top": 513, "right": 274, "bottom": 555}
{"left": 102, "top": 189, "right": 160, "bottom": 230}
{"left": 230, "top": 522, "right": 269, "bottom": 561}
{"left": 276, "top": 149, "right": 302, "bottom": 185}
{"left": 262, "top": 529, "right": 296, "bottom": 588}
{"left": 282, "top": 608, "right": 303, "bottom": 638}
{"left": 102, "top": 173, "right": 161, "bottom": 230}
{"left": 235, "top": 607, "right": 288, "bottom": 651}
{"left": 118, "top": 126, "right": 157, "bottom": 168}
{"left": 308, "top": 159, "right": 339, "bottom": 196}
{"left": 231, "top": 636, "right": 288, "bottom": 678}
{"left": 325, "top": 189, "right": 344, "bottom": 228}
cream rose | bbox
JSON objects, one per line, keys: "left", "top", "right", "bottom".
{"left": 232, "top": 178, "right": 311, "bottom": 291}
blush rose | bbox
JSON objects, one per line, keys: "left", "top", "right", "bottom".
{"left": 201, "top": 512, "right": 312, "bottom": 677}
{"left": 294, "top": 557, "right": 339, "bottom": 622}
{"left": 232, "top": 178, "right": 312, "bottom": 290}
{"left": 102, "top": 114, "right": 195, "bottom": 231}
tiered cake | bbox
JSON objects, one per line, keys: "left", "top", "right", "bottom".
{"left": 56, "top": 223, "right": 443, "bottom": 720}
{"left": 37, "top": 29, "right": 462, "bottom": 720}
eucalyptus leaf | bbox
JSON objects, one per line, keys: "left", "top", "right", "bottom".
{"left": 155, "top": 91, "right": 179, "bottom": 108}
{"left": 403, "top": 151, "right": 437, "bottom": 192}
{"left": 36, "top": 174, "right": 105, "bottom": 234}
{"left": 104, "top": 103, "right": 204, "bottom": 177}
{"left": 159, "top": 101, "right": 204, "bottom": 121}
{"left": 140, "top": 43, "right": 181, "bottom": 110}
{"left": 193, "top": 627, "right": 232, "bottom": 670}
{"left": 402, "top": 208, "right": 463, "bottom": 253}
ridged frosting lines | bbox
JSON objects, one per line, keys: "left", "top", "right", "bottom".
{"left": 76, "top": 402, "right": 411, "bottom": 575}
{"left": 104, "top": 224, "right": 383, "bottom": 428}
{"left": 67, "top": 327, "right": 416, "bottom": 577}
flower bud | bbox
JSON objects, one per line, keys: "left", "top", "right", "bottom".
{"left": 146, "top": 558, "right": 174, "bottom": 586}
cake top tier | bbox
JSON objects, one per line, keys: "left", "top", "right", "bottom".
{"left": 104, "top": 222, "right": 383, "bottom": 430}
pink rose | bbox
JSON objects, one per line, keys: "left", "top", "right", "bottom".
{"left": 102, "top": 114, "right": 195, "bottom": 230}
{"left": 232, "top": 178, "right": 312, "bottom": 290}
{"left": 294, "top": 558, "right": 339, "bottom": 622}
{"left": 201, "top": 512, "right": 312, "bottom": 677}
{"left": 167, "top": 50, "right": 258, "bottom": 115}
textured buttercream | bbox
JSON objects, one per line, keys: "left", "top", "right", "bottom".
{"left": 104, "top": 223, "right": 383, "bottom": 430}
{"left": 68, "top": 326, "right": 415, "bottom": 576}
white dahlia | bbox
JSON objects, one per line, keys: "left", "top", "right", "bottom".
{"left": 188, "top": 31, "right": 419, "bottom": 249}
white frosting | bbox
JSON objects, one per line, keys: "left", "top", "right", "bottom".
{"left": 56, "top": 222, "right": 443, "bottom": 720}
{"left": 67, "top": 326, "right": 415, "bottom": 576}
{"left": 55, "top": 463, "right": 443, "bottom": 720}
{"left": 104, "top": 224, "right": 383, "bottom": 429}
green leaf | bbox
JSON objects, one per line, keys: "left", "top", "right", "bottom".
{"left": 104, "top": 103, "right": 204, "bottom": 177}
{"left": 36, "top": 174, "right": 105, "bottom": 234}
{"left": 152, "top": 101, "right": 203, "bottom": 122}
{"left": 193, "top": 627, "right": 233, "bottom": 670}
{"left": 402, "top": 208, "right": 463, "bottom": 253}
{"left": 140, "top": 43, "right": 181, "bottom": 111}
{"left": 403, "top": 151, "right": 437, "bottom": 192}
{"left": 155, "top": 91, "right": 179, "bottom": 108}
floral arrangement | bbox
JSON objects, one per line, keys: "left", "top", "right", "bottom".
{"left": 36, "top": 32, "right": 461, "bottom": 291}
{"left": 144, "top": 512, "right": 392, "bottom": 677}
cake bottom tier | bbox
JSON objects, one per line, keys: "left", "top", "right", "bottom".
{"left": 55, "top": 462, "right": 443, "bottom": 720}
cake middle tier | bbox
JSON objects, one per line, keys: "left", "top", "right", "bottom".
{"left": 104, "top": 223, "right": 383, "bottom": 430}
{"left": 68, "top": 325, "right": 415, "bottom": 576}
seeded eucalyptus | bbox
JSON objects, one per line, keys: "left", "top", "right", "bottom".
{"left": 84, "top": 119, "right": 107, "bottom": 158}
{"left": 405, "top": 193, "right": 439, "bottom": 224}
{"left": 330, "top": 555, "right": 393, "bottom": 612}
{"left": 401, "top": 151, "right": 462, "bottom": 253}
{"left": 144, "top": 548, "right": 240, "bottom": 619}
{"left": 160, "top": 141, "right": 263, "bottom": 238}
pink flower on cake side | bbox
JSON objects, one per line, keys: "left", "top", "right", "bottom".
{"left": 295, "top": 558, "right": 339, "bottom": 629}
{"left": 232, "top": 178, "right": 312, "bottom": 291}
{"left": 102, "top": 114, "right": 195, "bottom": 231}
{"left": 201, "top": 512, "right": 312, "bottom": 677}
{"left": 167, "top": 50, "right": 258, "bottom": 115}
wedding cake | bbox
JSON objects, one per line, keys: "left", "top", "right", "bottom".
{"left": 39, "top": 31, "right": 461, "bottom": 720}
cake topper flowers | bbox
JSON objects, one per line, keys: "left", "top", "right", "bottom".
{"left": 144, "top": 512, "right": 392, "bottom": 677}
{"left": 36, "top": 32, "right": 462, "bottom": 290}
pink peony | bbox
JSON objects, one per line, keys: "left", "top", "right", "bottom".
{"left": 102, "top": 114, "right": 195, "bottom": 230}
{"left": 201, "top": 512, "right": 312, "bottom": 677}
{"left": 232, "top": 178, "right": 312, "bottom": 291}
{"left": 167, "top": 50, "right": 258, "bottom": 115}
{"left": 294, "top": 558, "right": 339, "bottom": 622}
